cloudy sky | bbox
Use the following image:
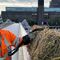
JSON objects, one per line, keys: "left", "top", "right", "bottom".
{"left": 0, "top": 0, "right": 51, "bottom": 14}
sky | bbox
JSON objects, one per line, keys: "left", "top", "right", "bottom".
{"left": 0, "top": 0, "right": 51, "bottom": 14}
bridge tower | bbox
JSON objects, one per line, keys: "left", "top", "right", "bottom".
{"left": 37, "top": 0, "right": 44, "bottom": 25}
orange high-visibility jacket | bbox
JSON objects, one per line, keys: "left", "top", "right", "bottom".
{"left": 0, "top": 29, "right": 16, "bottom": 60}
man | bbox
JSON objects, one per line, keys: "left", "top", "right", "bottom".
{"left": 0, "top": 29, "right": 30, "bottom": 60}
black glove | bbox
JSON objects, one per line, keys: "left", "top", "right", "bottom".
{"left": 23, "top": 35, "right": 30, "bottom": 45}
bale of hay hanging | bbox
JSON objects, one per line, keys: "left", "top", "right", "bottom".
{"left": 28, "top": 28, "right": 60, "bottom": 60}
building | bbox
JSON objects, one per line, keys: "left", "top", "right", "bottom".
{"left": 37, "top": 0, "right": 44, "bottom": 24}
{"left": 1, "top": 0, "right": 44, "bottom": 25}
{"left": 49, "top": 0, "right": 60, "bottom": 16}
{"left": 2, "top": 0, "right": 60, "bottom": 25}
{"left": 50, "top": 0, "right": 60, "bottom": 8}
{"left": 44, "top": 0, "right": 60, "bottom": 26}
{"left": 1, "top": 7, "right": 37, "bottom": 22}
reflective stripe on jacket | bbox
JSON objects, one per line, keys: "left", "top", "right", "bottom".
{"left": 0, "top": 29, "right": 16, "bottom": 60}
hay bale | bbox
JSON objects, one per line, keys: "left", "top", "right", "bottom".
{"left": 28, "top": 29, "right": 60, "bottom": 60}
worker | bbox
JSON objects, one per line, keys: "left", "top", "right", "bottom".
{"left": 0, "top": 29, "right": 30, "bottom": 60}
